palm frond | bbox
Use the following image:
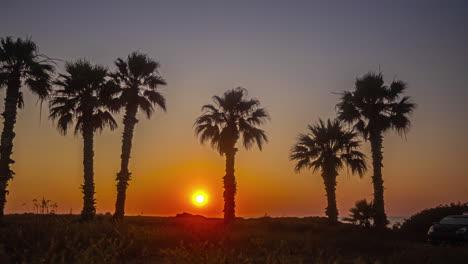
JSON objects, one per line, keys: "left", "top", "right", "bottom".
{"left": 49, "top": 60, "right": 117, "bottom": 136}
{"left": 195, "top": 87, "right": 268, "bottom": 154}
{"left": 246, "top": 108, "right": 269, "bottom": 125}
{"left": 112, "top": 52, "right": 167, "bottom": 118}
{"left": 57, "top": 112, "right": 73, "bottom": 135}
{"left": 290, "top": 118, "right": 367, "bottom": 178}
{"left": 144, "top": 90, "right": 166, "bottom": 111}
{"left": 137, "top": 95, "right": 154, "bottom": 118}
{"left": 239, "top": 118, "right": 268, "bottom": 150}
{"left": 0, "top": 37, "right": 54, "bottom": 104}
{"left": 93, "top": 110, "right": 118, "bottom": 133}
{"left": 387, "top": 80, "right": 406, "bottom": 100}
{"left": 336, "top": 71, "right": 415, "bottom": 136}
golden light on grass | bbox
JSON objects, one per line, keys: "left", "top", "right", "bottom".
{"left": 192, "top": 191, "right": 208, "bottom": 207}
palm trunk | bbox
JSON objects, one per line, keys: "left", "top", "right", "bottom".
{"left": 223, "top": 148, "right": 237, "bottom": 224}
{"left": 0, "top": 74, "right": 21, "bottom": 218}
{"left": 370, "top": 130, "right": 387, "bottom": 229}
{"left": 322, "top": 166, "right": 338, "bottom": 223}
{"left": 81, "top": 119, "right": 96, "bottom": 220}
{"left": 114, "top": 104, "right": 138, "bottom": 220}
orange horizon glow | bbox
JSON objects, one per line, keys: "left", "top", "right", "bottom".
{"left": 2, "top": 1, "right": 468, "bottom": 219}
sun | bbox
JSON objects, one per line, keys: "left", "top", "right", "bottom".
{"left": 192, "top": 191, "right": 208, "bottom": 207}
{"left": 195, "top": 194, "right": 204, "bottom": 203}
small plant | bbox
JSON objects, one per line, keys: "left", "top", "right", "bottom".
{"left": 343, "top": 199, "right": 375, "bottom": 228}
{"left": 50, "top": 202, "right": 58, "bottom": 214}
{"left": 40, "top": 197, "right": 51, "bottom": 214}
{"left": 31, "top": 198, "right": 58, "bottom": 215}
{"left": 32, "top": 199, "right": 39, "bottom": 214}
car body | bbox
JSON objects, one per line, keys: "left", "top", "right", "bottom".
{"left": 427, "top": 215, "right": 468, "bottom": 244}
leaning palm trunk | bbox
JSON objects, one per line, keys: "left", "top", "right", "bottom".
{"left": 370, "top": 130, "right": 387, "bottom": 228}
{"left": 322, "top": 166, "right": 338, "bottom": 222}
{"left": 114, "top": 105, "right": 138, "bottom": 220}
{"left": 223, "top": 148, "right": 237, "bottom": 223}
{"left": 81, "top": 119, "right": 96, "bottom": 220}
{"left": 0, "top": 76, "right": 20, "bottom": 217}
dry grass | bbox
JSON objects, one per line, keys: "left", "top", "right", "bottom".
{"left": 0, "top": 215, "right": 467, "bottom": 263}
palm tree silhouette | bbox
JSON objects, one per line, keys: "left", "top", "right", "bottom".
{"left": 49, "top": 60, "right": 119, "bottom": 220}
{"left": 290, "top": 119, "right": 367, "bottom": 222}
{"left": 0, "top": 37, "right": 54, "bottom": 217}
{"left": 111, "top": 52, "right": 167, "bottom": 220}
{"left": 343, "top": 199, "right": 375, "bottom": 228}
{"left": 336, "top": 72, "right": 415, "bottom": 228}
{"left": 194, "top": 87, "right": 269, "bottom": 223}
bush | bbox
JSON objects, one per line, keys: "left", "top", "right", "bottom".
{"left": 400, "top": 202, "right": 468, "bottom": 235}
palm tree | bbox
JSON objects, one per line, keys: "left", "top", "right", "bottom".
{"left": 111, "top": 52, "right": 167, "bottom": 220}
{"left": 290, "top": 119, "right": 367, "bottom": 222}
{"left": 194, "top": 87, "right": 269, "bottom": 223}
{"left": 343, "top": 199, "right": 375, "bottom": 228}
{"left": 0, "top": 37, "right": 54, "bottom": 217}
{"left": 49, "top": 60, "right": 119, "bottom": 220}
{"left": 336, "top": 72, "right": 416, "bottom": 228}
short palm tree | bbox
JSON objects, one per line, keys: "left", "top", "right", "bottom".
{"left": 49, "top": 60, "right": 119, "bottom": 220}
{"left": 290, "top": 119, "right": 367, "bottom": 222}
{"left": 336, "top": 72, "right": 415, "bottom": 228}
{"left": 343, "top": 199, "right": 375, "bottom": 228}
{"left": 111, "top": 52, "right": 167, "bottom": 220}
{"left": 195, "top": 87, "right": 269, "bottom": 223}
{"left": 0, "top": 37, "right": 54, "bottom": 217}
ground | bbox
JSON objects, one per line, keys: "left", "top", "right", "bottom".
{"left": 0, "top": 215, "right": 467, "bottom": 263}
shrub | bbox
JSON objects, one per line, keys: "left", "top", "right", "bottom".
{"left": 400, "top": 202, "right": 468, "bottom": 235}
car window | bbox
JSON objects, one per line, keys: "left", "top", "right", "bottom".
{"left": 440, "top": 217, "right": 468, "bottom": 225}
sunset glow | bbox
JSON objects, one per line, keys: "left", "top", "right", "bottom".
{"left": 192, "top": 191, "right": 208, "bottom": 207}
{"left": 1, "top": 1, "right": 466, "bottom": 220}
{"left": 1, "top": 1, "right": 467, "bottom": 262}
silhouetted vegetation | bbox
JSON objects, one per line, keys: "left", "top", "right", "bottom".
{"left": 111, "top": 52, "right": 167, "bottom": 220}
{"left": 400, "top": 202, "right": 468, "bottom": 236}
{"left": 1, "top": 215, "right": 467, "bottom": 263}
{"left": 0, "top": 37, "right": 54, "bottom": 218}
{"left": 32, "top": 198, "right": 58, "bottom": 215}
{"left": 0, "top": 34, "right": 446, "bottom": 262}
{"left": 49, "top": 60, "right": 119, "bottom": 220}
{"left": 195, "top": 88, "right": 269, "bottom": 223}
{"left": 336, "top": 72, "right": 416, "bottom": 229}
{"left": 343, "top": 199, "right": 375, "bottom": 228}
{"left": 290, "top": 119, "right": 367, "bottom": 222}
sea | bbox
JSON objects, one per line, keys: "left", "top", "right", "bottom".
{"left": 339, "top": 216, "right": 407, "bottom": 227}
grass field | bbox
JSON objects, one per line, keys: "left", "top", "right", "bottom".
{"left": 0, "top": 215, "right": 467, "bottom": 263}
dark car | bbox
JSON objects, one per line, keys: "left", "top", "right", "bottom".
{"left": 427, "top": 215, "right": 468, "bottom": 244}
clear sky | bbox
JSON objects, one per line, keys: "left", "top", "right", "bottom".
{"left": 1, "top": 0, "right": 467, "bottom": 217}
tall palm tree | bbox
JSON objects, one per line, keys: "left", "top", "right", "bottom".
{"left": 49, "top": 60, "right": 119, "bottom": 220}
{"left": 290, "top": 119, "right": 367, "bottom": 222}
{"left": 0, "top": 37, "right": 54, "bottom": 217}
{"left": 336, "top": 72, "right": 415, "bottom": 228}
{"left": 194, "top": 87, "right": 269, "bottom": 223}
{"left": 111, "top": 52, "right": 167, "bottom": 220}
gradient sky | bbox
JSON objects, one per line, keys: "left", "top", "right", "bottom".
{"left": 1, "top": 0, "right": 467, "bottom": 217}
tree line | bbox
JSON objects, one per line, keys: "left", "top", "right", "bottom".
{"left": 0, "top": 37, "right": 415, "bottom": 228}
